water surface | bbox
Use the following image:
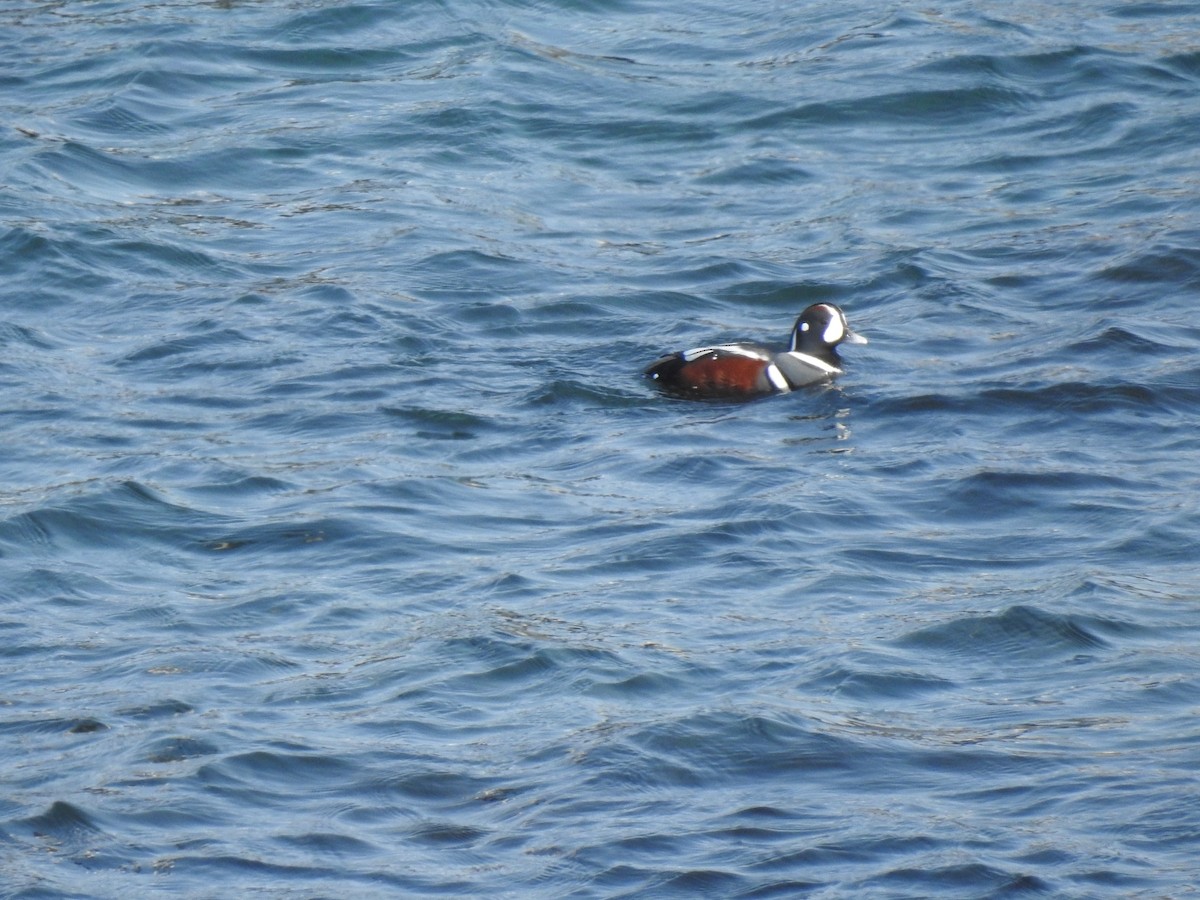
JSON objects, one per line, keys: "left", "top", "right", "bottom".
{"left": 3, "top": 0, "right": 1200, "bottom": 896}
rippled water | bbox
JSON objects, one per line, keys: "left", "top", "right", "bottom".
{"left": 3, "top": 0, "right": 1200, "bottom": 896}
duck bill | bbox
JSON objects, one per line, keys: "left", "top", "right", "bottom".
{"left": 844, "top": 329, "right": 868, "bottom": 345}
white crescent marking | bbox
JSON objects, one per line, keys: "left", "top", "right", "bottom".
{"left": 765, "top": 364, "right": 789, "bottom": 391}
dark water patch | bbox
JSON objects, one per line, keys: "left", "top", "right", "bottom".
{"left": 750, "top": 84, "right": 1033, "bottom": 133}
{"left": 1070, "top": 868, "right": 1161, "bottom": 891}
{"left": 717, "top": 277, "right": 853, "bottom": 310}
{"left": 0, "top": 321, "right": 58, "bottom": 357}
{"left": 839, "top": 545, "right": 1052, "bottom": 576}
{"left": 16, "top": 801, "right": 102, "bottom": 846}
{"left": 277, "top": 830, "right": 377, "bottom": 857}
{"left": 229, "top": 42, "right": 418, "bottom": 76}
{"left": 118, "top": 326, "right": 263, "bottom": 368}
{"left": 739, "top": 878, "right": 826, "bottom": 896}
{"left": 69, "top": 95, "right": 186, "bottom": 140}
{"left": 260, "top": 365, "right": 400, "bottom": 403}
{"left": 406, "top": 820, "right": 490, "bottom": 847}
{"left": 896, "top": 605, "right": 1111, "bottom": 661}
{"left": 614, "top": 711, "right": 859, "bottom": 786}
{"left": 210, "top": 749, "right": 357, "bottom": 790}
{"left": 1065, "top": 325, "right": 1177, "bottom": 356}
{"left": 150, "top": 853, "right": 362, "bottom": 890}
{"left": 694, "top": 157, "right": 816, "bottom": 187}
{"left": 0, "top": 716, "right": 108, "bottom": 737}
{"left": 201, "top": 518, "right": 343, "bottom": 557}
{"left": 0, "top": 480, "right": 234, "bottom": 557}
{"left": 659, "top": 867, "right": 746, "bottom": 893}
{"left": 870, "top": 379, "right": 1177, "bottom": 419}
{"left": 381, "top": 769, "right": 503, "bottom": 806}
{"left": 522, "top": 375, "right": 644, "bottom": 409}
{"left": 810, "top": 665, "right": 955, "bottom": 702}
{"left": 1113, "top": 4, "right": 1200, "bottom": 23}
{"left": 145, "top": 736, "right": 219, "bottom": 764}
{"left": 746, "top": 832, "right": 945, "bottom": 875}
{"left": 510, "top": 108, "right": 720, "bottom": 154}
{"left": 1096, "top": 245, "right": 1200, "bottom": 287}
{"left": 29, "top": 140, "right": 232, "bottom": 198}
{"left": 440, "top": 645, "right": 567, "bottom": 692}
{"left": 0, "top": 225, "right": 118, "bottom": 300}
{"left": 1023, "top": 101, "right": 1139, "bottom": 148}
{"left": 1160, "top": 49, "right": 1200, "bottom": 79}
{"left": 864, "top": 862, "right": 1049, "bottom": 896}
{"left": 117, "top": 698, "right": 195, "bottom": 720}
{"left": 585, "top": 671, "right": 688, "bottom": 700}
{"left": 382, "top": 404, "right": 493, "bottom": 440}
{"left": 268, "top": 1, "right": 424, "bottom": 41}
{"left": 939, "top": 468, "right": 1140, "bottom": 520}
{"left": 1101, "top": 522, "right": 1200, "bottom": 565}
{"left": 916, "top": 46, "right": 1092, "bottom": 83}
{"left": 403, "top": 250, "right": 536, "bottom": 300}
{"left": 178, "top": 476, "right": 294, "bottom": 506}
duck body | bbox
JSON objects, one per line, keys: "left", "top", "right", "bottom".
{"left": 644, "top": 303, "right": 866, "bottom": 400}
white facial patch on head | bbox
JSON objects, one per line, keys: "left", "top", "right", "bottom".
{"left": 822, "top": 310, "right": 844, "bottom": 344}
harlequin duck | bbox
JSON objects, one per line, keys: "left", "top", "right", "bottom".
{"left": 644, "top": 303, "right": 867, "bottom": 400}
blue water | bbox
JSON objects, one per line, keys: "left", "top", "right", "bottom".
{"left": 3, "top": 0, "right": 1200, "bottom": 895}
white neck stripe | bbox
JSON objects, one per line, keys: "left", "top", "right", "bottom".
{"left": 781, "top": 351, "right": 840, "bottom": 375}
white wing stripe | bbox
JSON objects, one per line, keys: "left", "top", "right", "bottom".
{"left": 681, "top": 344, "right": 771, "bottom": 362}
